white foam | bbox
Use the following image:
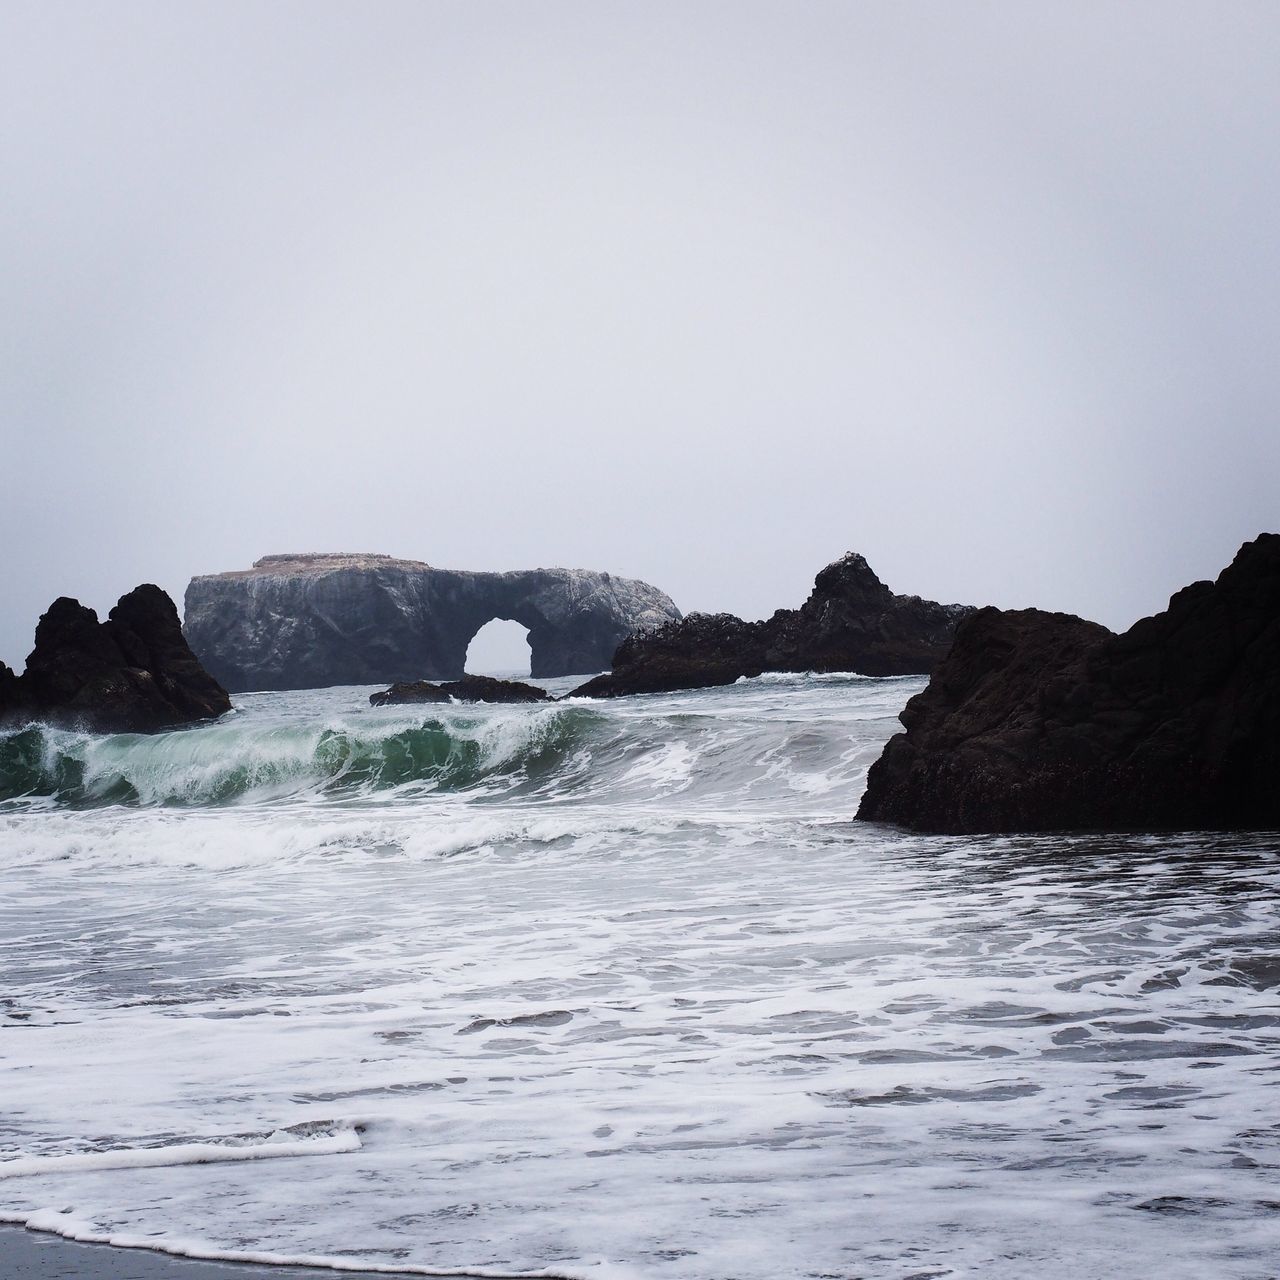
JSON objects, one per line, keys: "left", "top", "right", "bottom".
{"left": 1, "top": 681, "right": 1277, "bottom": 1279}
{"left": 616, "top": 739, "right": 697, "bottom": 790}
{"left": 0, "top": 1211, "right": 595, "bottom": 1278}
{"left": 0, "top": 1126, "right": 361, "bottom": 1179}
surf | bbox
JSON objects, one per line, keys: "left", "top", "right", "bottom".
{"left": 0, "top": 705, "right": 603, "bottom": 808}
{"left": 0, "top": 675, "right": 897, "bottom": 812}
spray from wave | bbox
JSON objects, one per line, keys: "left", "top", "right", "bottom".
{"left": 0, "top": 708, "right": 601, "bottom": 807}
{"left": 0, "top": 677, "right": 901, "bottom": 811}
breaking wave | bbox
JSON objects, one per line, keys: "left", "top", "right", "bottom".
{"left": 3, "top": 674, "right": 1278, "bottom": 1280}
{"left": 0, "top": 675, "right": 900, "bottom": 812}
{"left": 0, "top": 707, "right": 604, "bottom": 808}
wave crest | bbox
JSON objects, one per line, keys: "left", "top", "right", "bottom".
{"left": 0, "top": 708, "right": 597, "bottom": 808}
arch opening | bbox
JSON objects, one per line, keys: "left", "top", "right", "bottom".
{"left": 465, "top": 618, "right": 532, "bottom": 677}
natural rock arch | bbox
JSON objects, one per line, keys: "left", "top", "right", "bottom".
{"left": 183, "top": 554, "right": 682, "bottom": 692}
{"left": 464, "top": 618, "right": 533, "bottom": 675}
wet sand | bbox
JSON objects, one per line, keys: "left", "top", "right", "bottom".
{"left": 0, "top": 1226, "right": 424, "bottom": 1280}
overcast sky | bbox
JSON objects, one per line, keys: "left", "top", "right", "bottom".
{"left": 3, "top": 1, "right": 1278, "bottom": 670}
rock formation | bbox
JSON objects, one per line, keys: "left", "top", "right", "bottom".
{"left": 0, "top": 662, "right": 22, "bottom": 714}
{"left": 184, "top": 554, "right": 682, "bottom": 692}
{"left": 571, "top": 553, "right": 972, "bottom": 697}
{"left": 0, "top": 585, "right": 232, "bottom": 734}
{"left": 370, "top": 675, "right": 552, "bottom": 706}
{"left": 857, "top": 534, "right": 1280, "bottom": 834}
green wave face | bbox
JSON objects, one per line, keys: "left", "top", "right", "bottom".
{"left": 0, "top": 708, "right": 599, "bottom": 809}
{"left": 0, "top": 674, "right": 903, "bottom": 813}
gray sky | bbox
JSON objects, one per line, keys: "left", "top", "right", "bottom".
{"left": 3, "top": 1, "right": 1278, "bottom": 671}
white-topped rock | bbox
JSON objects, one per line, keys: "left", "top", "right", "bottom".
{"left": 184, "top": 555, "right": 681, "bottom": 692}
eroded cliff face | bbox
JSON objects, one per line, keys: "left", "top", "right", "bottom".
{"left": 571, "top": 553, "right": 973, "bottom": 697}
{"left": 183, "top": 553, "right": 682, "bottom": 692}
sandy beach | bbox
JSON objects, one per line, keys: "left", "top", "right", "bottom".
{"left": 0, "top": 1226, "right": 422, "bottom": 1280}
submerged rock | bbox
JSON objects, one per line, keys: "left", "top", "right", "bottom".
{"left": 1, "top": 585, "right": 232, "bottom": 734}
{"left": 185, "top": 553, "right": 682, "bottom": 692}
{"left": 571, "top": 553, "right": 972, "bottom": 697}
{"left": 370, "top": 674, "right": 552, "bottom": 706}
{"left": 856, "top": 534, "right": 1280, "bottom": 833}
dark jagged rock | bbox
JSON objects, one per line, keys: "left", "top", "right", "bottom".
{"left": 573, "top": 613, "right": 763, "bottom": 698}
{"left": 571, "top": 553, "right": 972, "bottom": 697}
{"left": 184, "top": 553, "right": 682, "bottom": 692}
{"left": 369, "top": 681, "right": 451, "bottom": 706}
{"left": 0, "top": 661, "right": 28, "bottom": 722}
{"left": 1, "top": 585, "right": 232, "bottom": 734}
{"left": 441, "top": 675, "right": 552, "bottom": 704}
{"left": 370, "top": 674, "right": 552, "bottom": 706}
{"left": 857, "top": 535, "right": 1280, "bottom": 834}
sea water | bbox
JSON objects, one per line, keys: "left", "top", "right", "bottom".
{"left": 0, "top": 675, "right": 1276, "bottom": 1279}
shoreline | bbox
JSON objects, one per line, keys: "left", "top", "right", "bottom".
{"left": 0, "top": 1224, "right": 505, "bottom": 1280}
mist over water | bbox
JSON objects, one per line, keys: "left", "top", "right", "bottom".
{"left": 1, "top": 676, "right": 1277, "bottom": 1278}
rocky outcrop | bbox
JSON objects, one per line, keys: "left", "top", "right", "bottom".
{"left": 370, "top": 675, "right": 552, "bottom": 706}
{"left": 0, "top": 662, "right": 22, "bottom": 716}
{"left": 0, "top": 585, "right": 232, "bottom": 734}
{"left": 571, "top": 553, "right": 972, "bottom": 697}
{"left": 856, "top": 535, "right": 1280, "bottom": 834}
{"left": 184, "top": 554, "right": 682, "bottom": 692}
{"left": 369, "top": 681, "right": 451, "bottom": 706}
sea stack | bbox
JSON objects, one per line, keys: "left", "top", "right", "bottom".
{"left": 0, "top": 584, "right": 232, "bottom": 734}
{"left": 572, "top": 552, "right": 973, "bottom": 697}
{"left": 856, "top": 534, "right": 1280, "bottom": 834}
{"left": 184, "top": 554, "right": 682, "bottom": 692}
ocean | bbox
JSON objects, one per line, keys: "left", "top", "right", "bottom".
{"left": 0, "top": 674, "right": 1277, "bottom": 1279}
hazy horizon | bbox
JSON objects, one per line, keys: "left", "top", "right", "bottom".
{"left": 4, "top": 2, "right": 1278, "bottom": 670}
{"left": 0, "top": 535, "right": 1272, "bottom": 675}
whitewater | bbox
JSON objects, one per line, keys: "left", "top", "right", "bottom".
{"left": 0, "top": 674, "right": 1277, "bottom": 1279}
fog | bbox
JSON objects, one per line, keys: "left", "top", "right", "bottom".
{"left": 3, "top": 2, "right": 1278, "bottom": 670}
{"left": 467, "top": 619, "right": 531, "bottom": 677}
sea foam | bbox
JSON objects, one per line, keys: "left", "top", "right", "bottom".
{"left": 1, "top": 677, "right": 1277, "bottom": 1279}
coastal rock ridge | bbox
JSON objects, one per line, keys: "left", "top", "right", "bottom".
{"left": 571, "top": 552, "right": 973, "bottom": 697}
{"left": 0, "top": 584, "right": 232, "bottom": 734}
{"left": 184, "top": 553, "right": 682, "bottom": 692}
{"left": 856, "top": 533, "right": 1280, "bottom": 834}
